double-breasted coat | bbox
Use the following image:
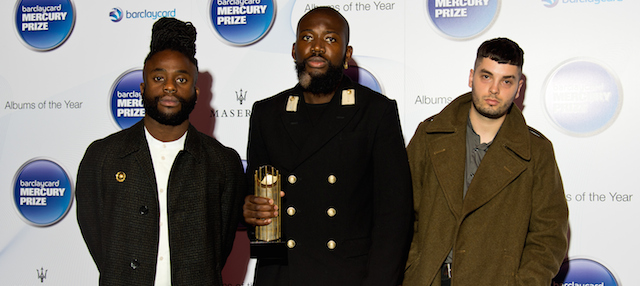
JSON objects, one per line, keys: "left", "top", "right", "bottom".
{"left": 403, "top": 93, "right": 569, "bottom": 286}
{"left": 247, "top": 77, "right": 413, "bottom": 286}
{"left": 76, "top": 121, "right": 245, "bottom": 285}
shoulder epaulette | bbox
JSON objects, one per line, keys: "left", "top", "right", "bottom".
{"left": 528, "top": 126, "right": 545, "bottom": 139}
{"left": 425, "top": 115, "right": 436, "bottom": 122}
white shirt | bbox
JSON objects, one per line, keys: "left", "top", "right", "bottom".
{"left": 144, "top": 127, "right": 187, "bottom": 286}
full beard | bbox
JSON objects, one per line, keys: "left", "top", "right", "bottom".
{"left": 142, "top": 88, "right": 197, "bottom": 126}
{"left": 296, "top": 57, "right": 344, "bottom": 95}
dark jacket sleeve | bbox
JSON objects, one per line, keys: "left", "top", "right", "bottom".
{"left": 362, "top": 100, "right": 414, "bottom": 286}
{"left": 75, "top": 140, "right": 105, "bottom": 271}
{"left": 219, "top": 147, "right": 246, "bottom": 266}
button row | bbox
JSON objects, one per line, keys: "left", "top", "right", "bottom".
{"left": 285, "top": 207, "right": 336, "bottom": 217}
{"left": 286, "top": 174, "right": 338, "bottom": 185}
{"left": 286, "top": 239, "right": 337, "bottom": 250}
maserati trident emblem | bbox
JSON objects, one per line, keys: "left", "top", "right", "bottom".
{"left": 236, "top": 89, "right": 248, "bottom": 105}
{"left": 37, "top": 267, "right": 47, "bottom": 282}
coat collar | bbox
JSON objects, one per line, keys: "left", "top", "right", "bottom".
{"left": 280, "top": 76, "right": 360, "bottom": 170}
{"left": 425, "top": 92, "right": 531, "bottom": 160}
{"left": 424, "top": 92, "right": 532, "bottom": 218}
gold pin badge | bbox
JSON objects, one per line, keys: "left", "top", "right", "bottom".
{"left": 115, "top": 171, "right": 126, "bottom": 182}
{"left": 286, "top": 96, "right": 299, "bottom": 112}
{"left": 341, "top": 89, "right": 355, "bottom": 105}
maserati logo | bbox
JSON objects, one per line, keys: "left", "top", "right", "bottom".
{"left": 37, "top": 267, "right": 47, "bottom": 283}
{"left": 236, "top": 89, "right": 247, "bottom": 105}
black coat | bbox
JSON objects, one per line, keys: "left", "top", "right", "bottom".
{"left": 247, "top": 77, "right": 413, "bottom": 286}
{"left": 76, "top": 121, "right": 245, "bottom": 285}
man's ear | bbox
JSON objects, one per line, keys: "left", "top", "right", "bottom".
{"left": 345, "top": 45, "right": 353, "bottom": 66}
{"left": 291, "top": 43, "right": 297, "bottom": 61}
{"left": 516, "top": 77, "right": 524, "bottom": 99}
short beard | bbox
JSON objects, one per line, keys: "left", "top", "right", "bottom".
{"left": 142, "top": 88, "right": 197, "bottom": 126}
{"left": 471, "top": 93, "right": 513, "bottom": 119}
{"left": 296, "top": 58, "right": 344, "bottom": 95}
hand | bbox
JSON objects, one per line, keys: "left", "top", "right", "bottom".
{"left": 243, "top": 192, "right": 285, "bottom": 226}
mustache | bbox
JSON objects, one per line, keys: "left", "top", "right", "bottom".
{"left": 304, "top": 53, "right": 328, "bottom": 62}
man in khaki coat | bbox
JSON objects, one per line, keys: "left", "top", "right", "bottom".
{"left": 403, "top": 38, "right": 568, "bottom": 286}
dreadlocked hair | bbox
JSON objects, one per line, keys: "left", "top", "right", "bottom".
{"left": 144, "top": 17, "right": 198, "bottom": 67}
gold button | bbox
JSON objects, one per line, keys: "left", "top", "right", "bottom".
{"left": 327, "top": 207, "right": 336, "bottom": 217}
{"left": 288, "top": 175, "right": 297, "bottom": 184}
{"left": 328, "top": 175, "right": 336, "bottom": 184}
{"left": 327, "top": 240, "right": 336, "bottom": 250}
{"left": 115, "top": 171, "right": 126, "bottom": 182}
{"left": 287, "top": 239, "right": 296, "bottom": 249}
{"left": 287, "top": 207, "right": 296, "bottom": 216}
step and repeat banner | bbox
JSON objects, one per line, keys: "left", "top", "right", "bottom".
{"left": 1, "top": 0, "right": 636, "bottom": 285}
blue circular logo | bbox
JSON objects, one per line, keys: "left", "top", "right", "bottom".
{"left": 542, "top": 0, "right": 560, "bottom": 8}
{"left": 13, "top": 159, "right": 73, "bottom": 226}
{"left": 344, "top": 65, "right": 383, "bottom": 94}
{"left": 110, "top": 69, "right": 145, "bottom": 129}
{"left": 14, "top": 0, "right": 75, "bottom": 51}
{"left": 210, "top": 0, "right": 276, "bottom": 45}
{"left": 109, "top": 7, "right": 123, "bottom": 22}
{"left": 552, "top": 258, "right": 618, "bottom": 286}
{"left": 543, "top": 59, "right": 622, "bottom": 136}
{"left": 426, "top": 0, "right": 499, "bottom": 39}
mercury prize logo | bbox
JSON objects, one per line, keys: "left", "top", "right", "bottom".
{"left": 110, "top": 7, "right": 123, "bottom": 22}
{"left": 110, "top": 69, "right": 145, "bottom": 129}
{"left": 13, "top": 158, "right": 73, "bottom": 226}
{"left": 426, "top": 0, "right": 499, "bottom": 39}
{"left": 209, "top": 0, "right": 277, "bottom": 45}
{"left": 14, "top": 0, "right": 76, "bottom": 51}
{"left": 542, "top": 59, "right": 622, "bottom": 136}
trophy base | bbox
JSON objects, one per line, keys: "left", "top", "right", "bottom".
{"left": 250, "top": 240, "right": 287, "bottom": 260}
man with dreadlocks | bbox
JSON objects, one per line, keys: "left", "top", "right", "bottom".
{"left": 76, "top": 17, "right": 244, "bottom": 285}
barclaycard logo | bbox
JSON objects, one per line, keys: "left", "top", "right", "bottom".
{"left": 109, "top": 7, "right": 177, "bottom": 22}
{"left": 544, "top": 0, "right": 624, "bottom": 6}
{"left": 109, "top": 7, "right": 123, "bottom": 22}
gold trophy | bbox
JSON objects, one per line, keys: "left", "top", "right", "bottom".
{"left": 255, "top": 165, "right": 281, "bottom": 242}
{"left": 250, "top": 165, "right": 286, "bottom": 259}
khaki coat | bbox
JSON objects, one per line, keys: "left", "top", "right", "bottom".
{"left": 403, "top": 93, "right": 568, "bottom": 286}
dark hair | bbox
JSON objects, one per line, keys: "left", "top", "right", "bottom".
{"left": 298, "top": 6, "right": 350, "bottom": 45}
{"left": 475, "top": 38, "right": 523, "bottom": 70}
{"left": 144, "top": 17, "right": 198, "bottom": 67}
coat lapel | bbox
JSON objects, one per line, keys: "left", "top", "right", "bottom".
{"left": 280, "top": 93, "right": 309, "bottom": 151}
{"left": 462, "top": 105, "right": 531, "bottom": 216}
{"left": 428, "top": 131, "right": 466, "bottom": 219}
{"left": 120, "top": 121, "right": 158, "bottom": 193}
{"left": 425, "top": 93, "right": 472, "bottom": 219}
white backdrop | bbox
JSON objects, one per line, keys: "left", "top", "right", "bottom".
{"left": 1, "top": 0, "right": 637, "bottom": 285}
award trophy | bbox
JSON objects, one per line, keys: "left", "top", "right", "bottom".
{"left": 250, "top": 165, "right": 286, "bottom": 259}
